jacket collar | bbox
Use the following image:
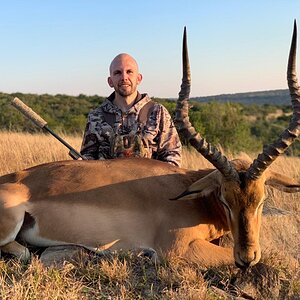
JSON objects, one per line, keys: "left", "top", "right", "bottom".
{"left": 102, "top": 92, "right": 151, "bottom": 114}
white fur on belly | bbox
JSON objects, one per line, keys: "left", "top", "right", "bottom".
{"left": 20, "top": 224, "right": 66, "bottom": 247}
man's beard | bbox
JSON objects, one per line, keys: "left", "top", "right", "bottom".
{"left": 115, "top": 83, "right": 136, "bottom": 97}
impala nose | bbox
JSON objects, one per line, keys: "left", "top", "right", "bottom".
{"left": 236, "top": 250, "right": 258, "bottom": 269}
{"left": 235, "top": 261, "right": 251, "bottom": 269}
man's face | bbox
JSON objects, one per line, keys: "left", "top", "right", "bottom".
{"left": 108, "top": 54, "right": 142, "bottom": 97}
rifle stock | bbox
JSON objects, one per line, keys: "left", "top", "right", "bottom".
{"left": 11, "top": 97, "right": 86, "bottom": 160}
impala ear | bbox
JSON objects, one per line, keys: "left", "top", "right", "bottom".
{"left": 170, "top": 170, "right": 222, "bottom": 201}
{"left": 265, "top": 170, "right": 300, "bottom": 193}
{"left": 262, "top": 204, "right": 293, "bottom": 216}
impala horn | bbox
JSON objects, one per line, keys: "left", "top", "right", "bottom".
{"left": 175, "top": 27, "right": 240, "bottom": 182}
{"left": 246, "top": 20, "right": 300, "bottom": 180}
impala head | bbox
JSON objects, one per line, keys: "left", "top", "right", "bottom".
{"left": 174, "top": 23, "right": 300, "bottom": 268}
{"left": 219, "top": 160, "right": 265, "bottom": 268}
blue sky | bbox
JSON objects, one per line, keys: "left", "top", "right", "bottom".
{"left": 1, "top": 1, "right": 300, "bottom": 98}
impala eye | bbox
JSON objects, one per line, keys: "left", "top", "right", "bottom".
{"left": 220, "top": 200, "right": 230, "bottom": 212}
{"left": 258, "top": 202, "right": 264, "bottom": 210}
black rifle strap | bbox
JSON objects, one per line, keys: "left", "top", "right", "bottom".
{"left": 138, "top": 100, "right": 155, "bottom": 126}
{"left": 102, "top": 110, "right": 115, "bottom": 128}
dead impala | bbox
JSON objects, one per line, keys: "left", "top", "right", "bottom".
{"left": 0, "top": 23, "right": 300, "bottom": 268}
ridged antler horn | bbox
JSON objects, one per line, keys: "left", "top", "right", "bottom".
{"left": 247, "top": 20, "right": 300, "bottom": 180}
{"left": 175, "top": 27, "right": 240, "bottom": 182}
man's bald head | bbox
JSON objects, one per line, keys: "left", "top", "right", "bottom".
{"left": 109, "top": 53, "right": 139, "bottom": 75}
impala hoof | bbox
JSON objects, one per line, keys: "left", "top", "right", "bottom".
{"left": 138, "top": 248, "right": 160, "bottom": 264}
{"left": 18, "top": 247, "right": 31, "bottom": 262}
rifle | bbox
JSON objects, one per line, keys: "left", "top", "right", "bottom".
{"left": 11, "top": 97, "right": 86, "bottom": 160}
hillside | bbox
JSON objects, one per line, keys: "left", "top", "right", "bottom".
{"left": 191, "top": 89, "right": 290, "bottom": 105}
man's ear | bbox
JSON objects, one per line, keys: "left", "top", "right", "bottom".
{"left": 137, "top": 73, "right": 143, "bottom": 85}
{"left": 107, "top": 77, "right": 114, "bottom": 87}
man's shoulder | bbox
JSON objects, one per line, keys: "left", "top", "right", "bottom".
{"left": 88, "top": 105, "right": 103, "bottom": 118}
{"left": 137, "top": 94, "right": 161, "bottom": 110}
{"left": 139, "top": 96, "right": 175, "bottom": 120}
{"left": 148, "top": 101, "right": 171, "bottom": 116}
{"left": 89, "top": 99, "right": 115, "bottom": 115}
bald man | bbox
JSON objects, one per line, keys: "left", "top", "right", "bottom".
{"left": 80, "top": 53, "right": 182, "bottom": 167}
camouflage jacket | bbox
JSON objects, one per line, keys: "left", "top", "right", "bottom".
{"left": 80, "top": 92, "right": 182, "bottom": 167}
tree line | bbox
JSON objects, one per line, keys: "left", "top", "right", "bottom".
{"left": 1, "top": 92, "right": 299, "bottom": 155}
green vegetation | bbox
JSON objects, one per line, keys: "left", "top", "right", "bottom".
{"left": 157, "top": 97, "right": 299, "bottom": 155}
{"left": 0, "top": 92, "right": 104, "bottom": 133}
{"left": 1, "top": 91, "right": 299, "bottom": 155}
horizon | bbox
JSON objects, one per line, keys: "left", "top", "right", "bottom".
{"left": 1, "top": 1, "right": 300, "bottom": 98}
{"left": 2, "top": 87, "right": 289, "bottom": 100}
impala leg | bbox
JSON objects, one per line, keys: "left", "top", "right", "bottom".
{"left": 0, "top": 183, "right": 29, "bottom": 261}
{"left": 0, "top": 241, "right": 30, "bottom": 261}
{"left": 181, "top": 239, "right": 234, "bottom": 267}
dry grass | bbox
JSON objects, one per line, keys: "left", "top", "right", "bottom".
{"left": 0, "top": 131, "right": 78, "bottom": 176}
{"left": 0, "top": 131, "right": 299, "bottom": 299}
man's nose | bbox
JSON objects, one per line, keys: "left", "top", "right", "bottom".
{"left": 121, "top": 72, "right": 129, "bottom": 80}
